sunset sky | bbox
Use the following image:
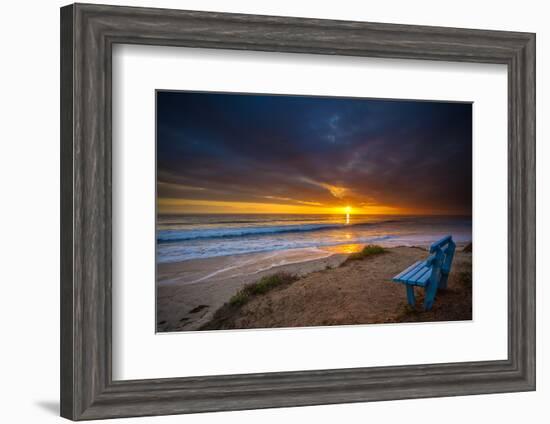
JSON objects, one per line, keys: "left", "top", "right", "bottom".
{"left": 157, "top": 91, "right": 472, "bottom": 216}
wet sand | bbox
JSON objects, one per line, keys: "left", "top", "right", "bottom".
{"left": 157, "top": 248, "right": 351, "bottom": 331}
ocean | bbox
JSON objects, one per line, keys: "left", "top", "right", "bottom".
{"left": 156, "top": 214, "right": 472, "bottom": 264}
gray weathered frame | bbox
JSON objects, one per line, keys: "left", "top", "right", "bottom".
{"left": 60, "top": 3, "right": 536, "bottom": 421}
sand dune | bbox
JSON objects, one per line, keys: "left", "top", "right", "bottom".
{"left": 157, "top": 245, "right": 472, "bottom": 332}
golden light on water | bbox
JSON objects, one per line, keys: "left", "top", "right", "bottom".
{"left": 345, "top": 205, "right": 352, "bottom": 224}
{"left": 325, "top": 243, "right": 364, "bottom": 254}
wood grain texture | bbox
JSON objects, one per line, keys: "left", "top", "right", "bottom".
{"left": 60, "top": 4, "right": 74, "bottom": 419}
{"left": 60, "top": 3, "right": 536, "bottom": 420}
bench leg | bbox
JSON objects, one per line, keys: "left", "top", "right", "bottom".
{"left": 439, "top": 272, "right": 449, "bottom": 290}
{"left": 406, "top": 285, "right": 416, "bottom": 307}
{"left": 424, "top": 280, "right": 438, "bottom": 311}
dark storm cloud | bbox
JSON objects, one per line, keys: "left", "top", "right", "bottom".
{"left": 157, "top": 91, "right": 472, "bottom": 214}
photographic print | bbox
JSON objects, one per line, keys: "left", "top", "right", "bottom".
{"left": 156, "top": 91, "right": 472, "bottom": 333}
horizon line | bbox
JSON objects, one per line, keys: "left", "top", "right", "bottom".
{"left": 157, "top": 212, "right": 473, "bottom": 216}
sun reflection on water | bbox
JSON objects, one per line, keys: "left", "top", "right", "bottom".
{"left": 324, "top": 243, "right": 364, "bottom": 255}
{"left": 344, "top": 206, "right": 352, "bottom": 225}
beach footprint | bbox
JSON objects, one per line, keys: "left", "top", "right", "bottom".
{"left": 189, "top": 305, "right": 209, "bottom": 314}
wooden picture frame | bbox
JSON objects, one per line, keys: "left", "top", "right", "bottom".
{"left": 60, "top": 3, "right": 535, "bottom": 420}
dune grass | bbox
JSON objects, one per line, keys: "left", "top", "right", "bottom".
{"left": 229, "top": 273, "right": 298, "bottom": 306}
{"left": 201, "top": 272, "right": 298, "bottom": 330}
{"left": 342, "top": 245, "right": 386, "bottom": 265}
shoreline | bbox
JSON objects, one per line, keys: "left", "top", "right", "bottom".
{"left": 157, "top": 247, "right": 350, "bottom": 331}
{"left": 156, "top": 243, "right": 471, "bottom": 332}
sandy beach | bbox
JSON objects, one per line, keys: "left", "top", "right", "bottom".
{"left": 157, "top": 244, "right": 472, "bottom": 332}
{"left": 156, "top": 247, "right": 349, "bottom": 331}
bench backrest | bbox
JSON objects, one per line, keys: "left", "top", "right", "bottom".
{"left": 429, "top": 236, "right": 456, "bottom": 289}
{"left": 430, "top": 235, "right": 453, "bottom": 253}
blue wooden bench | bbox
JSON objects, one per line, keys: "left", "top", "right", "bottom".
{"left": 392, "top": 235, "right": 456, "bottom": 310}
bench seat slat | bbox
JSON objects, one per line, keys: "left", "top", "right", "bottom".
{"left": 393, "top": 260, "right": 423, "bottom": 280}
{"left": 395, "top": 262, "right": 425, "bottom": 282}
{"left": 393, "top": 265, "right": 432, "bottom": 286}
{"left": 406, "top": 265, "right": 430, "bottom": 282}
{"left": 393, "top": 260, "right": 433, "bottom": 287}
{"left": 415, "top": 269, "right": 432, "bottom": 285}
{"left": 407, "top": 266, "right": 432, "bottom": 287}
{"left": 410, "top": 266, "right": 431, "bottom": 283}
{"left": 399, "top": 264, "right": 423, "bottom": 282}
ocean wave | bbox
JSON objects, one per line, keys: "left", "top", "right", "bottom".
{"left": 157, "top": 222, "right": 378, "bottom": 243}
{"left": 157, "top": 235, "right": 395, "bottom": 263}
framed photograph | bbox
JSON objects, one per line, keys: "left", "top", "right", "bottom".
{"left": 60, "top": 3, "right": 535, "bottom": 420}
{"left": 155, "top": 91, "right": 474, "bottom": 332}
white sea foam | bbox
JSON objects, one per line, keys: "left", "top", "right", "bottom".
{"left": 157, "top": 214, "right": 472, "bottom": 263}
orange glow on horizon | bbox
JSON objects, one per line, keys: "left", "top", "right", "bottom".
{"left": 157, "top": 197, "right": 415, "bottom": 216}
